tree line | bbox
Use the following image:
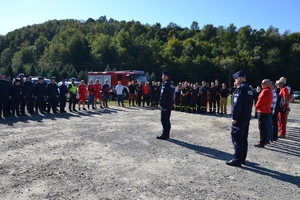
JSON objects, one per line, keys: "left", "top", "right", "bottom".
{"left": 0, "top": 16, "right": 300, "bottom": 89}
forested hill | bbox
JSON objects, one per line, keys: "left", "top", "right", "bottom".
{"left": 0, "top": 16, "right": 300, "bottom": 89}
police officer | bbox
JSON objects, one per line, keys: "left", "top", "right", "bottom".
{"left": 0, "top": 73, "right": 11, "bottom": 117}
{"left": 10, "top": 78, "right": 22, "bottom": 116}
{"left": 157, "top": 71, "right": 175, "bottom": 140}
{"left": 34, "top": 76, "right": 46, "bottom": 114}
{"left": 46, "top": 76, "right": 59, "bottom": 114}
{"left": 18, "top": 73, "right": 27, "bottom": 115}
{"left": 59, "top": 79, "right": 68, "bottom": 113}
{"left": 22, "top": 75, "right": 35, "bottom": 115}
{"left": 68, "top": 77, "right": 78, "bottom": 112}
{"left": 226, "top": 70, "right": 253, "bottom": 167}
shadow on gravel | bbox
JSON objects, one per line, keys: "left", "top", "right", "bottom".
{"left": 243, "top": 162, "right": 300, "bottom": 188}
{"left": 0, "top": 109, "right": 117, "bottom": 125}
{"left": 168, "top": 138, "right": 231, "bottom": 161}
{"left": 265, "top": 126, "right": 300, "bottom": 157}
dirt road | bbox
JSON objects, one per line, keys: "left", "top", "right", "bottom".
{"left": 0, "top": 103, "right": 299, "bottom": 199}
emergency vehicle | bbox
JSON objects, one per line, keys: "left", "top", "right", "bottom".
{"left": 87, "top": 70, "right": 147, "bottom": 100}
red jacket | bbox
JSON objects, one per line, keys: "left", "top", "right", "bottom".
{"left": 255, "top": 86, "right": 273, "bottom": 113}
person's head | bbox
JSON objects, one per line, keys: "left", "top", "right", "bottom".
{"left": 26, "top": 75, "right": 31, "bottom": 82}
{"left": 232, "top": 70, "right": 246, "bottom": 86}
{"left": 0, "top": 73, "right": 5, "bottom": 80}
{"left": 222, "top": 83, "right": 226, "bottom": 88}
{"left": 6, "top": 74, "right": 11, "bottom": 81}
{"left": 270, "top": 81, "right": 276, "bottom": 90}
{"left": 279, "top": 77, "right": 287, "bottom": 85}
{"left": 261, "top": 79, "right": 270, "bottom": 89}
{"left": 62, "top": 79, "right": 65, "bottom": 85}
{"left": 162, "top": 71, "right": 170, "bottom": 82}
{"left": 105, "top": 79, "right": 109, "bottom": 84}
{"left": 95, "top": 79, "right": 99, "bottom": 84}
{"left": 71, "top": 77, "right": 75, "bottom": 82}
{"left": 118, "top": 81, "right": 121, "bottom": 85}
{"left": 89, "top": 79, "right": 93, "bottom": 84}
{"left": 152, "top": 81, "right": 155, "bottom": 86}
{"left": 277, "top": 79, "right": 286, "bottom": 89}
{"left": 50, "top": 76, "right": 55, "bottom": 83}
{"left": 211, "top": 82, "right": 215, "bottom": 87}
{"left": 38, "top": 77, "right": 43, "bottom": 83}
{"left": 14, "top": 78, "right": 20, "bottom": 85}
{"left": 215, "top": 79, "right": 219, "bottom": 85}
{"left": 81, "top": 80, "right": 85, "bottom": 84}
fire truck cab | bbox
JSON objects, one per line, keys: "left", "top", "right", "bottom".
{"left": 87, "top": 70, "right": 147, "bottom": 100}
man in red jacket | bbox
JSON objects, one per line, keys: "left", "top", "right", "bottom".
{"left": 254, "top": 79, "right": 273, "bottom": 147}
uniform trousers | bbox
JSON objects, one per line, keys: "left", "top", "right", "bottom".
{"left": 258, "top": 112, "right": 270, "bottom": 144}
{"left": 231, "top": 121, "right": 249, "bottom": 163}
{"left": 161, "top": 109, "right": 171, "bottom": 137}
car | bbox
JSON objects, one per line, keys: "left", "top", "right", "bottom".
{"left": 292, "top": 91, "right": 300, "bottom": 102}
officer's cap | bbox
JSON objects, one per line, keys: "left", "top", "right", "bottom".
{"left": 71, "top": 77, "right": 76, "bottom": 81}
{"left": 5, "top": 74, "right": 11, "bottom": 78}
{"left": 162, "top": 71, "right": 171, "bottom": 77}
{"left": 232, "top": 70, "right": 246, "bottom": 79}
{"left": 38, "top": 76, "right": 44, "bottom": 80}
{"left": 18, "top": 73, "right": 25, "bottom": 77}
{"left": 50, "top": 76, "right": 56, "bottom": 80}
{"left": 14, "top": 78, "right": 21, "bottom": 82}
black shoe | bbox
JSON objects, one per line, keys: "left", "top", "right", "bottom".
{"left": 225, "top": 160, "right": 241, "bottom": 167}
{"left": 156, "top": 135, "right": 169, "bottom": 140}
{"left": 254, "top": 143, "right": 264, "bottom": 148}
{"left": 241, "top": 160, "right": 246, "bottom": 165}
{"left": 73, "top": 109, "right": 78, "bottom": 112}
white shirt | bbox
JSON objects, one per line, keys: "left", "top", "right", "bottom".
{"left": 115, "top": 85, "right": 124, "bottom": 95}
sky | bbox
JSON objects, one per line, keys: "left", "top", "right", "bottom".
{"left": 1, "top": 0, "right": 300, "bottom": 35}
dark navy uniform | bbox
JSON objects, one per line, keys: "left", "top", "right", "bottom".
{"left": 59, "top": 83, "right": 68, "bottom": 112}
{"left": 215, "top": 83, "right": 221, "bottom": 113}
{"left": 200, "top": 85, "right": 209, "bottom": 113}
{"left": 157, "top": 72, "right": 175, "bottom": 140}
{"left": 227, "top": 70, "right": 253, "bottom": 167}
{"left": 34, "top": 79, "right": 46, "bottom": 114}
{"left": 0, "top": 76, "right": 11, "bottom": 117}
{"left": 46, "top": 79, "right": 59, "bottom": 113}
{"left": 209, "top": 86, "right": 217, "bottom": 114}
{"left": 22, "top": 78, "right": 35, "bottom": 114}
{"left": 10, "top": 79, "right": 22, "bottom": 116}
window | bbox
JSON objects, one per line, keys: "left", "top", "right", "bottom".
{"left": 117, "top": 75, "right": 122, "bottom": 81}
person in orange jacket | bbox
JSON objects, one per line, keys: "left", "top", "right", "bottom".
{"left": 254, "top": 79, "right": 273, "bottom": 147}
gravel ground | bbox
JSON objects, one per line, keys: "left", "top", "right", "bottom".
{"left": 0, "top": 103, "right": 299, "bottom": 200}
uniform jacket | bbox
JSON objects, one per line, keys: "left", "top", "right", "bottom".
{"left": 11, "top": 84, "right": 22, "bottom": 99}
{"left": 34, "top": 82, "right": 46, "bottom": 96}
{"left": 59, "top": 84, "right": 68, "bottom": 96}
{"left": 23, "top": 81, "right": 35, "bottom": 97}
{"left": 46, "top": 83, "right": 58, "bottom": 97}
{"left": 0, "top": 79, "right": 11, "bottom": 96}
{"left": 159, "top": 79, "right": 175, "bottom": 110}
{"left": 255, "top": 86, "right": 273, "bottom": 114}
{"left": 231, "top": 82, "right": 253, "bottom": 122}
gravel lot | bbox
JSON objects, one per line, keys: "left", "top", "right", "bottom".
{"left": 0, "top": 103, "right": 299, "bottom": 199}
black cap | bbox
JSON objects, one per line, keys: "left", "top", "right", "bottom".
{"left": 38, "top": 76, "right": 43, "bottom": 80}
{"left": 50, "top": 76, "right": 56, "bottom": 80}
{"left": 162, "top": 71, "right": 171, "bottom": 77}
{"left": 232, "top": 70, "right": 246, "bottom": 79}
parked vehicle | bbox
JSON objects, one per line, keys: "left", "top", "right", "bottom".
{"left": 87, "top": 70, "right": 147, "bottom": 100}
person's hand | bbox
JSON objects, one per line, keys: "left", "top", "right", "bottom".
{"left": 158, "top": 105, "right": 162, "bottom": 109}
{"left": 232, "top": 119, "right": 236, "bottom": 124}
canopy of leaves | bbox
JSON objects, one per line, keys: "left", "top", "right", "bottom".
{"left": 0, "top": 17, "right": 299, "bottom": 89}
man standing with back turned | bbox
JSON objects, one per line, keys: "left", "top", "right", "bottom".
{"left": 226, "top": 70, "right": 253, "bottom": 167}
{"left": 157, "top": 71, "right": 175, "bottom": 140}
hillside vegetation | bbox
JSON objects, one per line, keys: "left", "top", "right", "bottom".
{"left": 0, "top": 16, "right": 300, "bottom": 88}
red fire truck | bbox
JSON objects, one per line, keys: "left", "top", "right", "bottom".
{"left": 87, "top": 70, "right": 148, "bottom": 100}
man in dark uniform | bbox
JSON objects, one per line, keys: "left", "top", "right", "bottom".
{"left": 180, "top": 82, "right": 190, "bottom": 112}
{"left": 208, "top": 82, "right": 217, "bottom": 114}
{"left": 34, "top": 77, "right": 46, "bottom": 114}
{"left": 0, "top": 73, "right": 11, "bottom": 117}
{"left": 46, "top": 77, "right": 59, "bottom": 114}
{"left": 157, "top": 71, "right": 175, "bottom": 140}
{"left": 10, "top": 78, "right": 22, "bottom": 116}
{"left": 6, "top": 74, "right": 13, "bottom": 115}
{"left": 17, "top": 73, "right": 27, "bottom": 115}
{"left": 68, "top": 77, "right": 78, "bottom": 112}
{"left": 200, "top": 81, "right": 209, "bottom": 113}
{"left": 22, "top": 75, "right": 35, "bottom": 115}
{"left": 59, "top": 79, "right": 68, "bottom": 113}
{"left": 215, "top": 79, "right": 221, "bottom": 114}
{"left": 226, "top": 70, "right": 253, "bottom": 167}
